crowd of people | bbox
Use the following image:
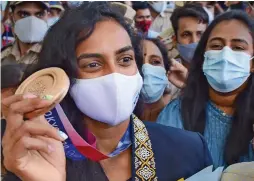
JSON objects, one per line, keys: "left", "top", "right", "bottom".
{"left": 0, "top": 1, "right": 254, "bottom": 181}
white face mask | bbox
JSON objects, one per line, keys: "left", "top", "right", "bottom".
{"left": 70, "top": 72, "right": 143, "bottom": 126}
{"left": 150, "top": 1, "right": 167, "bottom": 14}
{"left": 14, "top": 16, "right": 48, "bottom": 43}
{"left": 47, "top": 16, "right": 60, "bottom": 27}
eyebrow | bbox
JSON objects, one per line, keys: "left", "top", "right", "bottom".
{"left": 77, "top": 46, "right": 134, "bottom": 61}
{"left": 209, "top": 37, "right": 249, "bottom": 45}
{"left": 208, "top": 37, "right": 223, "bottom": 43}
{"left": 181, "top": 30, "right": 192, "bottom": 34}
{"left": 231, "top": 39, "right": 248, "bottom": 45}
{"left": 149, "top": 55, "right": 162, "bottom": 60}
{"left": 115, "top": 46, "right": 133, "bottom": 54}
{"left": 17, "top": 10, "right": 45, "bottom": 14}
{"left": 17, "top": 10, "right": 30, "bottom": 14}
{"left": 77, "top": 53, "right": 102, "bottom": 61}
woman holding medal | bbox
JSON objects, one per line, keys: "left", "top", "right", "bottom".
{"left": 2, "top": 2, "right": 212, "bottom": 181}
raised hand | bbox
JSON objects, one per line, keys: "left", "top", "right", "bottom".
{"left": 2, "top": 94, "right": 67, "bottom": 181}
{"left": 167, "top": 59, "right": 188, "bottom": 89}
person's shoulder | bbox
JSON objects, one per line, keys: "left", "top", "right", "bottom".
{"left": 145, "top": 121, "right": 210, "bottom": 158}
{"left": 1, "top": 43, "right": 13, "bottom": 59}
{"left": 145, "top": 121, "right": 202, "bottom": 146}
{"left": 145, "top": 122, "right": 213, "bottom": 178}
{"left": 157, "top": 98, "right": 183, "bottom": 127}
{"left": 162, "top": 98, "right": 181, "bottom": 115}
{"left": 159, "top": 9, "right": 173, "bottom": 20}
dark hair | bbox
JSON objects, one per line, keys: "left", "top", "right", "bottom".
{"left": 143, "top": 38, "right": 170, "bottom": 72}
{"left": 23, "top": 1, "right": 143, "bottom": 133}
{"left": 207, "top": 2, "right": 216, "bottom": 6}
{"left": 1, "top": 64, "right": 27, "bottom": 89}
{"left": 133, "top": 38, "right": 170, "bottom": 118}
{"left": 170, "top": 3, "right": 209, "bottom": 37}
{"left": 230, "top": 2, "right": 249, "bottom": 11}
{"left": 132, "top": 2, "right": 150, "bottom": 12}
{"left": 181, "top": 10, "right": 254, "bottom": 165}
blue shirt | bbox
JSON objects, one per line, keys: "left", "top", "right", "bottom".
{"left": 157, "top": 99, "right": 254, "bottom": 168}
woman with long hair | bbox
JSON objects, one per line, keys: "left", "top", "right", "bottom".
{"left": 1, "top": 2, "right": 212, "bottom": 181}
{"left": 134, "top": 38, "right": 172, "bottom": 122}
{"left": 157, "top": 10, "right": 254, "bottom": 168}
{"left": 134, "top": 38, "right": 187, "bottom": 122}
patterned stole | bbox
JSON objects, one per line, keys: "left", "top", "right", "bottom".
{"left": 131, "top": 114, "right": 158, "bottom": 181}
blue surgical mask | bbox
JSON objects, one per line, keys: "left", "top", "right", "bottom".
{"left": 47, "top": 16, "right": 60, "bottom": 27}
{"left": 203, "top": 46, "right": 253, "bottom": 93}
{"left": 141, "top": 64, "right": 168, "bottom": 103}
{"left": 177, "top": 42, "right": 198, "bottom": 63}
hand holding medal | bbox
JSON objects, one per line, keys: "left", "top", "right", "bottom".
{"left": 2, "top": 68, "right": 69, "bottom": 181}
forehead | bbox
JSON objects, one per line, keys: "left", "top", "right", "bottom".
{"left": 208, "top": 20, "right": 253, "bottom": 44}
{"left": 136, "top": 9, "right": 151, "bottom": 16}
{"left": 178, "top": 17, "right": 207, "bottom": 32}
{"left": 143, "top": 40, "right": 162, "bottom": 56}
{"left": 14, "top": 2, "right": 45, "bottom": 13}
{"left": 76, "top": 20, "right": 132, "bottom": 55}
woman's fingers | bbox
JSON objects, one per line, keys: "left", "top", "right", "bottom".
{"left": 170, "top": 58, "right": 187, "bottom": 72}
{"left": 8, "top": 121, "right": 65, "bottom": 149}
{"left": 3, "top": 136, "right": 52, "bottom": 170}
{"left": 3, "top": 93, "right": 53, "bottom": 116}
{"left": 8, "top": 97, "right": 52, "bottom": 115}
{"left": 4, "top": 94, "right": 52, "bottom": 136}
{"left": 2, "top": 120, "right": 65, "bottom": 156}
{"left": 18, "top": 136, "right": 53, "bottom": 154}
{"left": 1, "top": 94, "right": 26, "bottom": 108}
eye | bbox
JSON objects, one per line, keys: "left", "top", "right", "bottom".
{"left": 197, "top": 32, "right": 203, "bottom": 38}
{"left": 18, "top": 11, "right": 30, "bottom": 18}
{"left": 182, "top": 32, "right": 190, "bottom": 38}
{"left": 36, "top": 12, "right": 46, "bottom": 18}
{"left": 87, "top": 62, "right": 100, "bottom": 68}
{"left": 136, "top": 16, "right": 143, "bottom": 20}
{"left": 232, "top": 46, "right": 245, "bottom": 51}
{"left": 118, "top": 56, "right": 134, "bottom": 67}
{"left": 151, "top": 59, "right": 162, "bottom": 66}
{"left": 210, "top": 44, "right": 223, "bottom": 50}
